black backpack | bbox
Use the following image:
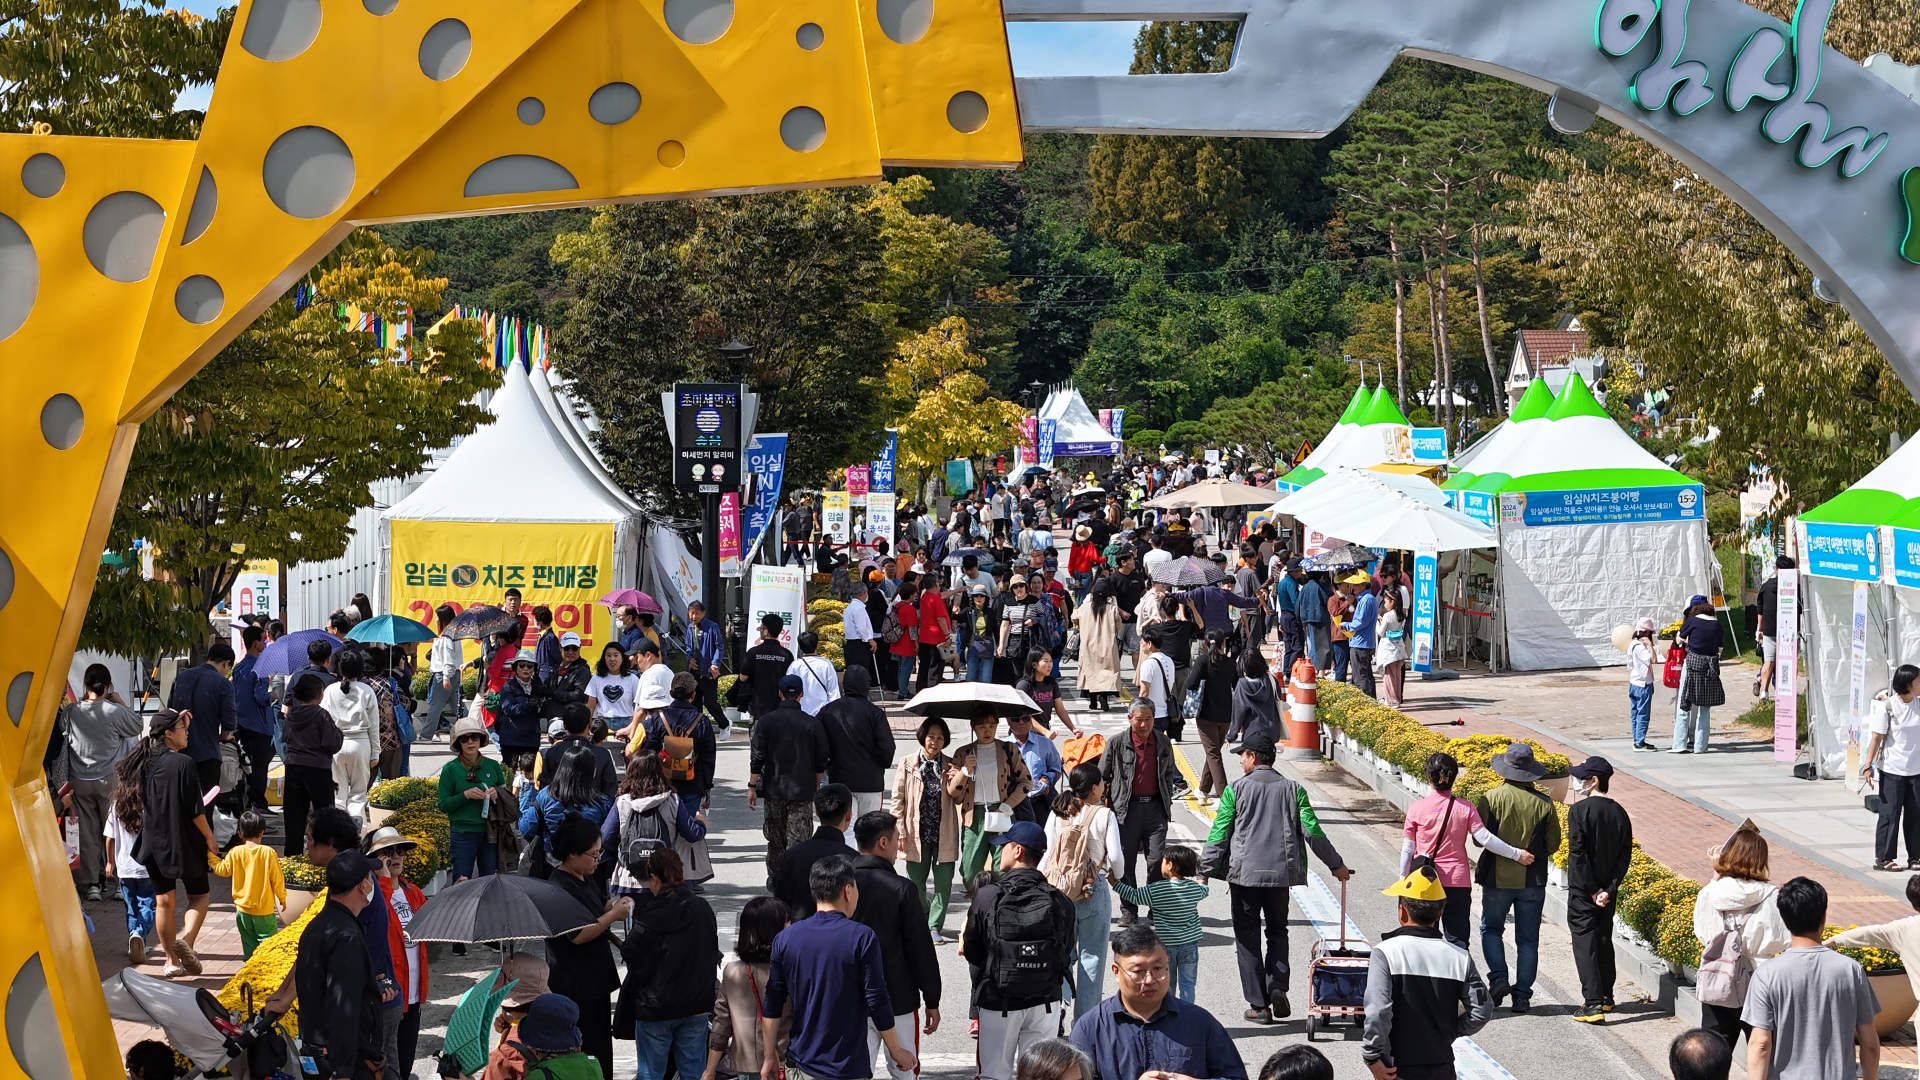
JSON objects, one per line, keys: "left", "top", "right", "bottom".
{"left": 988, "top": 875, "right": 1069, "bottom": 1000}
{"left": 619, "top": 799, "right": 671, "bottom": 875}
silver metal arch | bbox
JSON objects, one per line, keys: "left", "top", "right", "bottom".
{"left": 1005, "top": 0, "right": 1920, "bottom": 399}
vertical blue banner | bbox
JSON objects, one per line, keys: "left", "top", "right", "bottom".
{"left": 871, "top": 429, "right": 897, "bottom": 494}
{"left": 1038, "top": 419, "right": 1058, "bottom": 468}
{"left": 1412, "top": 545, "right": 1438, "bottom": 673}
{"left": 742, "top": 433, "right": 788, "bottom": 560}
{"left": 1109, "top": 408, "right": 1125, "bottom": 439}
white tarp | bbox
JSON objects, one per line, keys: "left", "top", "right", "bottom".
{"left": 1499, "top": 518, "right": 1709, "bottom": 669}
{"left": 1803, "top": 574, "right": 1897, "bottom": 779}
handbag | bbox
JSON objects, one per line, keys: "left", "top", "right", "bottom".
{"left": 1662, "top": 644, "right": 1685, "bottom": 689}
{"left": 982, "top": 806, "right": 1014, "bottom": 833}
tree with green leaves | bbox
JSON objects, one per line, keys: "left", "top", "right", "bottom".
{"left": 81, "top": 230, "right": 499, "bottom": 656}
{"left": 0, "top": 0, "right": 230, "bottom": 138}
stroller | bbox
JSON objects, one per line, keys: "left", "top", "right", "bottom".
{"left": 1303, "top": 877, "right": 1370, "bottom": 1040}
{"left": 103, "top": 969, "right": 297, "bottom": 1080}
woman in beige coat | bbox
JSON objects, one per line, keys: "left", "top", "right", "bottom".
{"left": 893, "top": 717, "right": 962, "bottom": 939}
{"left": 1074, "top": 578, "right": 1123, "bottom": 712}
{"left": 705, "top": 896, "right": 792, "bottom": 1080}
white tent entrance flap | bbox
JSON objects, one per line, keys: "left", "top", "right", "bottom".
{"left": 1500, "top": 517, "right": 1710, "bottom": 670}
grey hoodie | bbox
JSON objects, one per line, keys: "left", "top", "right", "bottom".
{"left": 1228, "top": 674, "right": 1283, "bottom": 745}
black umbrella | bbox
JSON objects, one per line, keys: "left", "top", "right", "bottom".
{"left": 1149, "top": 556, "right": 1229, "bottom": 587}
{"left": 444, "top": 604, "right": 522, "bottom": 642}
{"left": 405, "top": 873, "right": 598, "bottom": 943}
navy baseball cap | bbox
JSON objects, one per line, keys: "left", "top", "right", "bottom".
{"left": 988, "top": 820, "right": 1048, "bottom": 853}
{"left": 779, "top": 673, "right": 804, "bottom": 695}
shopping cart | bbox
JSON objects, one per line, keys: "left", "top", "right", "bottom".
{"left": 1304, "top": 877, "right": 1371, "bottom": 1040}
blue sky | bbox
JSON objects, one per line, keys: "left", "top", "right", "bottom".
{"left": 169, "top": 11, "right": 1139, "bottom": 111}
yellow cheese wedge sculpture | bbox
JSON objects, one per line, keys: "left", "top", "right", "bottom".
{"left": 0, "top": 0, "right": 1018, "bottom": 1073}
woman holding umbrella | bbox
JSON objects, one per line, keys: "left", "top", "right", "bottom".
{"left": 546, "top": 815, "right": 631, "bottom": 1079}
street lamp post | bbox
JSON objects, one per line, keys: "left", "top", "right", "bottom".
{"left": 713, "top": 340, "right": 753, "bottom": 674}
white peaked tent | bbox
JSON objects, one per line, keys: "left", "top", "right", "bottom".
{"left": 1038, "top": 384, "right": 1121, "bottom": 457}
{"left": 383, "top": 363, "right": 643, "bottom": 613}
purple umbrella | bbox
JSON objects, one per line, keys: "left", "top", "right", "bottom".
{"left": 254, "top": 628, "right": 338, "bottom": 677}
{"left": 598, "top": 588, "right": 663, "bottom": 616}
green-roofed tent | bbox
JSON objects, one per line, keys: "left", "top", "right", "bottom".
{"left": 1787, "top": 434, "right": 1920, "bottom": 778}
{"left": 1450, "top": 379, "right": 1556, "bottom": 481}
{"left": 1439, "top": 374, "right": 1711, "bottom": 671}
{"left": 1277, "top": 385, "right": 1412, "bottom": 490}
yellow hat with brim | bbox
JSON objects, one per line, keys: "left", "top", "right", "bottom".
{"left": 1382, "top": 868, "right": 1446, "bottom": 902}
{"left": 1341, "top": 571, "right": 1373, "bottom": 585}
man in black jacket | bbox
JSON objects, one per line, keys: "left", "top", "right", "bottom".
{"left": 541, "top": 703, "right": 618, "bottom": 800}
{"left": 851, "top": 811, "right": 940, "bottom": 1080}
{"left": 742, "top": 615, "right": 795, "bottom": 720}
{"left": 165, "top": 642, "right": 238, "bottom": 794}
{"left": 1566, "top": 757, "right": 1633, "bottom": 1024}
{"left": 962, "top": 821, "right": 1075, "bottom": 1080}
{"left": 773, "top": 785, "right": 856, "bottom": 919}
{"left": 1100, "top": 704, "right": 1184, "bottom": 925}
{"left": 296, "top": 851, "right": 384, "bottom": 1080}
{"left": 818, "top": 667, "right": 897, "bottom": 818}
{"left": 749, "top": 675, "right": 832, "bottom": 883}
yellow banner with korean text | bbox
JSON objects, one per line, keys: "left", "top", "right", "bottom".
{"left": 389, "top": 519, "right": 616, "bottom": 654}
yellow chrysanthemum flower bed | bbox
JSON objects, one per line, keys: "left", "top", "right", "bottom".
{"left": 1828, "top": 926, "right": 1907, "bottom": 973}
{"left": 807, "top": 600, "right": 847, "bottom": 617}
{"left": 217, "top": 890, "right": 327, "bottom": 1035}
{"left": 368, "top": 776, "right": 438, "bottom": 810}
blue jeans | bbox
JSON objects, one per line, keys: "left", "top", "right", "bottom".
{"left": 121, "top": 876, "right": 156, "bottom": 940}
{"left": 895, "top": 654, "right": 916, "bottom": 698}
{"left": 1628, "top": 683, "right": 1653, "bottom": 745}
{"left": 635, "top": 1015, "right": 707, "bottom": 1080}
{"left": 967, "top": 650, "right": 995, "bottom": 683}
{"left": 1331, "top": 640, "right": 1351, "bottom": 683}
{"left": 418, "top": 672, "right": 460, "bottom": 739}
{"left": 1069, "top": 878, "right": 1112, "bottom": 1022}
{"left": 1167, "top": 941, "right": 1198, "bottom": 1002}
{"left": 448, "top": 829, "right": 497, "bottom": 882}
{"left": 1480, "top": 885, "right": 1546, "bottom": 998}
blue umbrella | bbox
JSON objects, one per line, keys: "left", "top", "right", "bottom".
{"left": 346, "top": 613, "right": 437, "bottom": 645}
{"left": 254, "top": 628, "right": 338, "bottom": 677}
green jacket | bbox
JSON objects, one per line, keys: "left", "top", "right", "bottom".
{"left": 438, "top": 756, "right": 507, "bottom": 833}
{"left": 1474, "top": 781, "right": 1559, "bottom": 890}
{"left": 522, "top": 1050, "right": 604, "bottom": 1080}
{"left": 1200, "top": 765, "right": 1343, "bottom": 887}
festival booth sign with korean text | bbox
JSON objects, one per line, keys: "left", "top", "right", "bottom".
{"left": 390, "top": 519, "right": 616, "bottom": 651}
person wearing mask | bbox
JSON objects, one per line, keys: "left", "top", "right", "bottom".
{"left": 618, "top": 847, "right": 720, "bottom": 1080}
{"left": 1671, "top": 597, "right": 1726, "bottom": 754}
{"left": 892, "top": 718, "right": 960, "bottom": 942}
{"left": 617, "top": 606, "right": 648, "bottom": 658}
{"left": 749, "top": 675, "right": 832, "bottom": 883}
{"left": 1100, "top": 704, "right": 1180, "bottom": 927}
{"left": 742, "top": 616, "right": 796, "bottom": 720}
{"left": 131, "top": 709, "right": 219, "bottom": 977}
{"left": 788, "top": 631, "right": 843, "bottom": 717}
{"left": 851, "top": 811, "right": 942, "bottom": 1080}
{"left": 706, "top": 898, "right": 794, "bottom": 1080}
{"left": 1200, "top": 733, "right": 1349, "bottom": 1024}
{"left": 64, "top": 664, "right": 143, "bottom": 901}
{"left": 948, "top": 709, "right": 1033, "bottom": 891}
{"left": 1690, "top": 825, "right": 1792, "bottom": 1045}
{"left": 544, "top": 632, "right": 593, "bottom": 722}
{"left": 761, "top": 855, "right": 917, "bottom": 1080}
{"left": 230, "top": 626, "right": 277, "bottom": 813}
{"left": 324, "top": 651, "right": 380, "bottom": 824}
{"left": 1073, "top": 578, "right": 1122, "bottom": 713}
{"left": 1068, "top": 925, "right": 1246, "bottom": 1080}
{"left": 1397, "top": 753, "right": 1532, "bottom": 950}
{"left": 1474, "top": 744, "right": 1562, "bottom": 1015}
{"left": 962, "top": 822, "right": 1076, "bottom": 1080}
{"left": 165, "top": 642, "right": 238, "bottom": 796}
{"left": 438, "top": 716, "right": 508, "bottom": 884}
{"left": 1745, "top": 877, "right": 1881, "bottom": 1080}
{"left": 1339, "top": 572, "right": 1379, "bottom": 699}
{"left": 818, "top": 667, "right": 896, "bottom": 818}
{"left": 1040, "top": 764, "right": 1122, "bottom": 1021}
{"left": 496, "top": 649, "right": 549, "bottom": 770}
{"left": 366, "top": 829, "right": 428, "bottom": 1080}
{"left": 683, "top": 601, "right": 729, "bottom": 733}
{"left": 546, "top": 816, "right": 631, "bottom": 1079}
{"left": 294, "top": 851, "right": 386, "bottom": 1080}
{"left": 418, "top": 605, "right": 463, "bottom": 742}
{"left": 773, "top": 785, "right": 858, "bottom": 920}
{"left": 888, "top": 582, "right": 923, "bottom": 700}
{"left": 1565, "top": 757, "right": 1633, "bottom": 1024}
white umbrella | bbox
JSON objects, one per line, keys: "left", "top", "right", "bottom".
{"left": 1145, "top": 477, "right": 1280, "bottom": 509}
{"left": 1271, "top": 467, "right": 1447, "bottom": 523}
{"left": 1308, "top": 490, "right": 1496, "bottom": 552}
{"left": 904, "top": 682, "right": 1043, "bottom": 720}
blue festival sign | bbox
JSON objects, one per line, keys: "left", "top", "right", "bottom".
{"left": 1457, "top": 489, "right": 1495, "bottom": 526}
{"left": 1412, "top": 545, "right": 1438, "bottom": 673}
{"left": 1887, "top": 526, "right": 1920, "bottom": 589}
{"left": 741, "top": 433, "right": 788, "bottom": 560}
{"left": 1109, "top": 408, "right": 1125, "bottom": 439}
{"left": 871, "top": 429, "right": 897, "bottom": 494}
{"left": 1498, "top": 484, "right": 1704, "bottom": 527}
{"left": 1801, "top": 520, "right": 1881, "bottom": 581}
{"left": 1037, "top": 419, "right": 1058, "bottom": 468}
{"left": 1409, "top": 427, "right": 1448, "bottom": 463}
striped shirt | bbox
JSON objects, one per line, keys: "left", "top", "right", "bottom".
{"left": 1114, "top": 877, "right": 1209, "bottom": 946}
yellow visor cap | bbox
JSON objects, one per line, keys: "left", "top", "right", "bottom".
{"left": 1382, "top": 868, "right": 1447, "bottom": 902}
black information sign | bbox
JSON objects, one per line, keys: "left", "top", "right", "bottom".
{"left": 672, "top": 382, "right": 743, "bottom": 491}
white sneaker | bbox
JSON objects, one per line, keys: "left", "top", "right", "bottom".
{"left": 127, "top": 933, "right": 146, "bottom": 964}
{"left": 1666, "top": 746, "right": 1690, "bottom": 754}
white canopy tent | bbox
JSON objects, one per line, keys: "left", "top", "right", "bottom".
{"left": 1265, "top": 466, "right": 1448, "bottom": 522}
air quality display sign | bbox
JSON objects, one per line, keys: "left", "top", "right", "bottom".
{"left": 673, "top": 382, "right": 742, "bottom": 491}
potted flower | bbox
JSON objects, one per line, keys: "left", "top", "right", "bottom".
{"left": 366, "top": 776, "right": 438, "bottom": 829}
{"left": 1828, "top": 927, "right": 1916, "bottom": 1036}
{"left": 282, "top": 854, "right": 328, "bottom": 920}
{"left": 718, "top": 673, "right": 743, "bottom": 729}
